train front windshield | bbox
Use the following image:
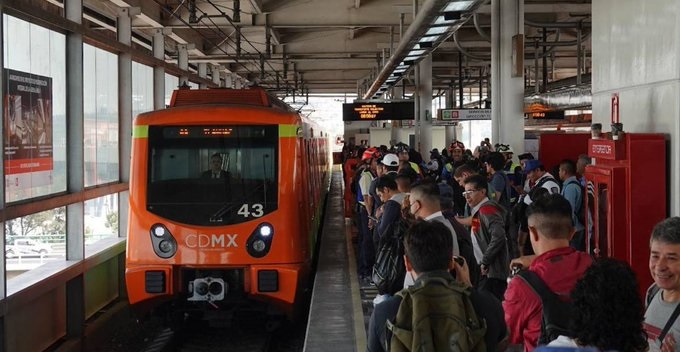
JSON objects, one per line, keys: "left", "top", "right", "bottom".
{"left": 146, "top": 125, "right": 278, "bottom": 226}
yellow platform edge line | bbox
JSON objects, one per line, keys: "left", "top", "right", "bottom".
{"left": 347, "top": 217, "right": 367, "bottom": 351}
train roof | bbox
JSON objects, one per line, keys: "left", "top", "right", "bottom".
{"left": 169, "top": 87, "right": 295, "bottom": 113}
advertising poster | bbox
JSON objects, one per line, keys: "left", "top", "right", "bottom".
{"left": 3, "top": 69, "right": 53, "bottom": 192}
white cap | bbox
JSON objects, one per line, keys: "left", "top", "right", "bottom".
{"left": 381, "top": 154, "right": 399, "bottom": 167}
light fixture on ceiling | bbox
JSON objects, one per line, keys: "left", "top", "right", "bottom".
{"left": 363, "top": 0, "right": 487, "bottom": 99}
{"left": 444, "top": 0, "right": 473, "bottom": 12}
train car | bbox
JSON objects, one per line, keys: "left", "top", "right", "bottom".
{"left": 125, "top": 87, "right": 331, "bottom": 320}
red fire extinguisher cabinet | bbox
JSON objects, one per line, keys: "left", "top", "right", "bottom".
{"left": 585, "top": 133, "right": 667, "bottom": 294}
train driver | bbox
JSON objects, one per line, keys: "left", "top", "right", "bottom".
{"left": 201, "top": 153, "right": 229, "bottom": 179}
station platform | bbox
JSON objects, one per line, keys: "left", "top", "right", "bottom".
{"left": 303, "top": 169, "right": 376, "bottom": 352}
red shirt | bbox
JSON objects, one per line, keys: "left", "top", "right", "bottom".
{"left": 503, "top": 247, "right": 592, "bottom": 351}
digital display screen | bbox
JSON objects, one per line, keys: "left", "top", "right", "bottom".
{"left": 162, "top": 126, "right": 269, "bottom": 139}
{"left": 526, "top": 111, "right": 566, "bottom": 119}
{"left": 342, "top": 101, "right": 415, "bottom": 121}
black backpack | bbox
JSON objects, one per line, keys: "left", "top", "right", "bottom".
{"left": 372, "top": 217, "right": 409, "bottom": 295}
{"left": 516, "top": 270, "right": 574, "bottom": 344}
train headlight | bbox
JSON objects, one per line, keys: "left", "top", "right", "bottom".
{"left": 246, "top": 222, "right": 274, "bottom": 258}
{"left": 149, "top": 223, "right": 178, "bottom": 259}
{"left": 252, "top": 239, "right": 266, "bottom": 252}
{"left": 159, "top": 240, "right": 174, "bottom": 253}
{"left": 153, "top": 226, "right": 165, "bottom": 237}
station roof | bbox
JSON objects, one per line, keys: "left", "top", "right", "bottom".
{"left": 75, "top": 0, "right": 591, "bottom": 97}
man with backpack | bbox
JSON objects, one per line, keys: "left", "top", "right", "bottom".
{"left": 558, "top": 159, "right": 586, "bottom": 251}
{"left": 516, "top": 159, "right": 561, "bottom": 256}
{"left": 504, "top": 194, "right": 592, "bottom": 351}
{"left": 366, "top": 220, "right": 506, "bottom": 352}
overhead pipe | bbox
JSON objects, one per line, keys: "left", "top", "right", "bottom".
{"left": 454, "top": 31, "right": 490, "bottom": 61}
{"left": 362, "top": 0, "right": 487, "bottom": 99}
{"left": 524, "top": 85, "right": 592, "bottom": 111}
{"left": 525, "top": 18, "right": 591, "bottom": 28}
{"left": 455, "top": 28, "right": 564, "bottom": 61}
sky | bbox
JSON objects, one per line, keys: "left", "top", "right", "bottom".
{"left": 282, "top": 95, "right": 353, "bottom": 140}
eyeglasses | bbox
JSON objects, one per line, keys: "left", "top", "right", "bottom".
{"left": 462, "top": 189, "right": 481, "bottom": 197}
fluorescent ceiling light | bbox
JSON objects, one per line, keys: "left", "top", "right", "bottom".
{"left": 434, "top": 16, "right": 455, "bottom": 25}
{"left": 420, "top": 35, "right": 438, "bottom": 42}
{"left": 393, "top": 68, "right": 406, "bottom": 73}
{"left": 408, "top": 49, "right": 426, "bottom": 56}
{"left": 444, "top": 1, "right": 473, "bottom": 12}
{"left": 425, "top": 27, "right": 448, "bottom": 36}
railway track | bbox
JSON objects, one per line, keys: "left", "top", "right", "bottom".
{"left": 141, "top": 313, "right": 305, "bottom": 352}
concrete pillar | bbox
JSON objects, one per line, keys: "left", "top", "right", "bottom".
{"left": 444, "top": 88, "right": 456, "bottom": 144}
{"left": 177, "top": 43, "right": 191, "bottom": 86}
{"left": 225, "top": 73, "right": 233, "bottom": 88}
{"left": 198, "top": 63, "right": 208, "bottom": 88}
{"left": 212, "top": 65, "right": 221, "bottom": 86}
{"left": 416, "top": 55, "right": 432, "bottom": 162}
{"left": 392, "top": 84, "right": 405, "bottom": 144}
{"left": 65, "top": 0, "right": 85, "bottom": 262}
{"left": 491, "top": 0, "right": 524, "bottom": 152}
{"left": 64, "top": 0, "right": 85, "bottom": 341}
{"left": 152, "top": 28, "right": 169, "bottom": 110}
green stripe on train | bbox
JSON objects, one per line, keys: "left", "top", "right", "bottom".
{"left": 279, "top": 124, "right": 301, "bottom": 138}
{"left": 133, "top": 125, "right": 148, "bottom": 138}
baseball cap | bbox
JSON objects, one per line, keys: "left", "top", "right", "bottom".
{"left": 381, "top": 153, "right": 399, "bottom": 167}
{"left": 523, "top": 159, "right": 543, "bottom": 173}
{"left": 361, "top": 147, "right": 378, "bottom": 161}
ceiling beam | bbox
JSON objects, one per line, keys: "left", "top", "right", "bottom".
{"left": 477, "top": 3, "right": 591, "bottom": 14}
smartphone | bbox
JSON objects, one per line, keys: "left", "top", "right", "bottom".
{"left": 453, "top": 256, "right": 465, "bottom": 266}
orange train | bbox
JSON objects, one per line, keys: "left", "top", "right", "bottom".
{"left": 125, "top": 87, "right": 331, "bottom": 318}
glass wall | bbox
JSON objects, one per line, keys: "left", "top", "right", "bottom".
{"left": 84, "top": 194, "right": 118, "bottom": 245}
{"left": 83, "top": 44, "right": 119, "bottom": 187}
{"left": 3, "top": 15, "right": 67, "bottom": 202}
{"left": 132, "top": 62, "right": 153, "bottom": 118}
{"left": 164, "top": 73, "right": 178, "bottom": 107}
{"left": 5, "top": 207, "right": 65, "bottom": 281}
{"left": 459, "top": 120, "right": 492, "bottom": 151}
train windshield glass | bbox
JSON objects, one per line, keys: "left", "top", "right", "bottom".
{"left": 146, "top": 125, "right": 278, "bottom": 226}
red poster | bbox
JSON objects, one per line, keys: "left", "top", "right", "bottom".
{"left": 3, "top": 69, "right": 53, "bottom": 191}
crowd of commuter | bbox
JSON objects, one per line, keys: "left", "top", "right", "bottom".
{"left": 339, "top": 138, "right": 680, "bottom": 352}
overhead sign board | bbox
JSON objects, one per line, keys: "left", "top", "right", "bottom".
{"left": 342, "top": 101, "right": 414, "bottom": 121}
{"left": 438, "top": 108, "right": 491, "bottom": 121}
